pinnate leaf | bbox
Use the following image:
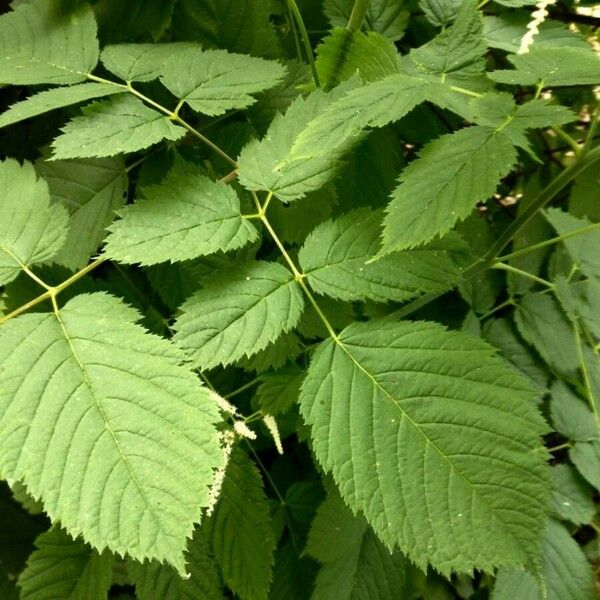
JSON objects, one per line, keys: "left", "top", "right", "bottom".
{"left": 207, "top": 448, "right": 275, "bottom": 600}
{"left": 51, "top": 95, "right": 186, "bottom": 160}
{"left": 550, "top": 464, "right": 595, "bottom": 526}
{"left": 0, "top": 83, "right": 123, "bottom": 129}
{"left": 160, "top": 48, "right": 286, "bottom": 116}
{"left": 105, "top": 160, "right": 258, "bottom": 265}
{"left": 17, "top": 527, "right": 113, "bottom": 600}
{"left": 300, "top": 319, "right": 550, "bottom": 574}
{"left": 382, "top": 126, "right": 517, "bottom": 252}
{"left": 0, "top": 159, "right": 69, "bottom": 286}
{"left": 174, "top": 261, "right": 305, "bottom": 370}
{"left": 0, "top": 293, "right": 223, "bottom": 574}
{"left": 299, "top": 209, "right": 465, "bottom": 302}
{"left": 0, "top": 0, "right": 99, "bottom": 85}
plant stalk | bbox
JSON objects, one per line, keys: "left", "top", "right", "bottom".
{"left": 347, "top": 0, "right": 370, "bottom": 31}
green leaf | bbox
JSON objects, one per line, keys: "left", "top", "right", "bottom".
{"left": 0, "top": 83, "right": 123, "bottom": 129}
{"left": 256, "top": 367, "right": 305, "bottom": 415}
{"left": 570, "top": 439, "right": 600, "bottom": 491}
{"left": 129, "top": 528, "right": 225, "bottom": 600}
{"left": 493, "top": 520, "right": 596, "bottom": 600}
{"left": 36, "top": 157, "right": 128, "bottom": 270}
{"left": 94, "top": 0, "right": 175, "bottom": 43}
{"left": 105, "top": 160, "right": 258, "bottom": 265}
{"left": 306, "top": 492, "right": 421, "bottom": 600}
{"left": 324, "top": 0, "right": 409, "bottom": 40}
{"left": 300, "top": 319, "right": 549, "bottom": 574}
{"left": 239, "top": 331, "right": 303, "bottom": 373}
{"left": 159, "top": 48, "right": 285, "bottom": 116}
{"left": 51, "top": 95, "right": 186, "bottom": 160}
{"left": 100, "top": 43, "right": 199, "bottom": 82}
{"left": 419, "top": 0, "right": 463, "bottom": 26}
{"left": 0, "top": 159, "right": 69, "bottom": 286}
{"left": 550, "top": 464, "right": 595, "bottom": 526}
{"left": 515, "top": 293, "right": 579, "bottom": 373}
{"left": 545, "top": 209, "right": 600, "bottom": 283}
{"left": 207, "top": 448, "right": 275, "bottom": 600}
{"left": 172, "top": 0, "right": 281, "bottom": 58}
{"left": 489, "top": 48, "right": 600, "bottom": 87}
{"left": 482, "top": 319, "right": 548, "bottom": 390}
{"left": 0, "top": 0, "right": 99, "bottom": 85}
{"left": 174, "top": 261, "right": 305, "bottom": 370}
{"left": 0, "top": 293, "right": 223, "bottom": 574}
{"left": 17, "top": 527, "right": 113, "bottom": 600}
{"left": 549, "top": 380, "right": 597, "bottom": 442}
{"left": 315, "top": 28, "right": 400, "bottom": 90}
{"left": 382, "top": 126, "right": 517, "bottom": 252}
{"left": 407, "top": 0, "right": 486, "bottom": 84}
{"left": 483, "top": 13, "right": 588, "bottom": 54}
{"left": 237, "top": 81, "right": 360, "bottom": 201}
{"left": 298, "top": 209, "right": 465, "bottom": 303}
{"left": 284, "top": 74, "right": 429, "bottom": 165}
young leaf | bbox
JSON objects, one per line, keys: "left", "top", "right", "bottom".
{"left": 419, "top": 0, "right": 463, "bottom": 26}
{"left": 515, "top": 293, "right": 579, "bottom": 373}
{"left": 256, "top": 367, "right": 305, "bottom": 415}
{"left": 160, "top": 48, "right": 286, "bottom": 116}
{"left": 324, "top": 0, "right": 409, "bottom": 40}
{"left": 382, "top": 126, "right": 517, "bottom": 253}
{"left": 36, "top": 157, "right": 128, "bottom": 270}
{"left": 0, "top": 293, "right": 223, "bottom": 574}
{"left": 300, "top": 319, "right": 549, "bottom": 575}
{"left": 100, "top": 43, "right": 200, "bottom": 83}
{"left": 0, "top": 159, "right": 69, "bottom": 286}
{"left": 237, "top": 81, "right": 360, "bottom": 201}
{"left": 0, "top": 84, "right": 123, "bottom": 130}
{"left": 207, "top": 448, "right": 275, "bottom": 600}
{"left": 174, "top": 261, "right": 305, "bottom": 370}
{"left": 105, "top": 160, "right": 258, "bottom": 265}
{"left": 128, "top": 528, "right": 225, "bottom": 600}
{"left": 550, "top": 464, "right": 595, "bottom": 527}
{"left": 489, "top": 48, "right": 600, "bottom": 87}
{"left": 315, "top": 29, "right": 400, "bottom": 90}
{"left": 51, "top": 95, "right": 186, "bottom": 160}
{"left": 0, "top": 0, "right": 99, "bottom": 85}
{"left": 298, "top": 209, "right": 465, "bottom": 303}
{"left": 306, "top": 492, "right": 421, "bottom": 600}
{"left": 17, "top": 527, "right": 113, "bottom": 600}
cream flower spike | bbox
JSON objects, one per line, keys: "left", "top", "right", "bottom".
{"left": 517, "top": 0, "right": 557, "bottom": 54}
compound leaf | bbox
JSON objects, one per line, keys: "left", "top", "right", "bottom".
{"left": 299, "top": 209, "right": 465, "bottom": 303}
{"left": 550, "top": 464, "right": 595, "bottom": 527}
{"left": 207, "top": 448, "right": 275, "bottom": 600}
{"left": 105, "top": 160, "right": 258, "bottom": 265}
{"left": 17, "top": 527, "right": 113, "bottom": 600}
{"left": 300, "top": 319, "right": 550, "bottom": 575}
{"left": 0, "top": 0, "right": 99, "bottom": 85}
{"left": 174, "top": 261, "right": 305, "bottom": 370}
{"left": 382, "top": 126, "right": 517, "bottom": 252}
{"left": 0, "top": 159, "right": 69, "bottom": 286}
{"left": 51, "top": 95, "right": 186, "bottom": 160}
{"left": 0, "top": 84, "right": 123, "bottom": 129}
{"left": 0, "top": 293, "right": 223, "bottom": 574}
{"left": 160, "top": 48, "right": 285, "bottom": 116}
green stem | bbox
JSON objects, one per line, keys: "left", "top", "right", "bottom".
{"left": 583, "top": 105, "right": 599, "bottom": 154}
{"left": 0, "top": 256, "right": 107, "bottom": 326}
{"left": 491, "top": 262, "right": 553, "bottom": 288}
{"left": 224, "top": 378, "right": 260, "bottom": 399}
{"left": 552, "top": 126, "right": 581, "bottom": 156}
{"left": 479, "top": 297, "right": 516, "bottom": 321}
{"left": 546, "top": 441, "right": 571, "bottom": 453}
{"left": 497, "top": 222, "right": 600, "bottom": 262}
{"left": 573, "top": 323, "right": 600, "bottom": 430}
{"left": 347, "top": 0, "right": 370, "bottom": 30}
{"left": 286, "top": 0, "right": 320, "bottom": 88}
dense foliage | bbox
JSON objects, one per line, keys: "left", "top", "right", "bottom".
{"left": 0, "top": 0, "right": 599, "bottom": 598}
